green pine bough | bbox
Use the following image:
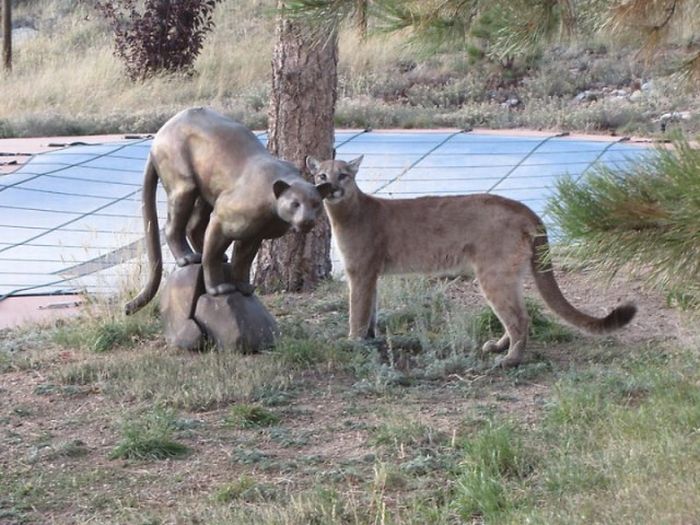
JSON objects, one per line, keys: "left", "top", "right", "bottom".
{"left": 547, "top": 135, "right": 700, "bottom": 306}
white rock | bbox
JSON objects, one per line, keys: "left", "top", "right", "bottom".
{"left": 12, "top": 27, "right": 39, "bottom": 44}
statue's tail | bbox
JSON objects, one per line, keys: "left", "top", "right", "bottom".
{"left": 125, "top": 154, "right": 163, "bottom": 315}
{"left": 531, "top": 231, "right": 636, "bottom": 333}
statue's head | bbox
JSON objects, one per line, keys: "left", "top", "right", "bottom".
{"left": 273, "top": 179, "right": 333, "bottom": 233}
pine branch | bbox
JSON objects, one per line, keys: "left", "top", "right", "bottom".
{"left": 547, "top": 135, "right": 700, "bottom": 298}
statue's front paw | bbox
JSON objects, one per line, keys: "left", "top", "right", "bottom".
{"left": 207, "top": 283, "right": 237, "bottom": 296}
{"left": 177, "top": 253, "right": 202, "bottom": 267}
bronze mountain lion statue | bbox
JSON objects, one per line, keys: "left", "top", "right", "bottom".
{"left": 125, "top": 107, "right": 332, "bottom": 315}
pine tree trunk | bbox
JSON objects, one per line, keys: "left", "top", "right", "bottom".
{"left": 253, "top": 3, "right": 338, "bottom": 293}
{"left": 356, "top": 0, "right": 368, "bottom": 41}
{"left": 2, "top": 0, "right": 11, "bottom": 72}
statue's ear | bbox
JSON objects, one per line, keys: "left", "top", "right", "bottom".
{"left": 273, "top": 180, "right": 291, "bottom": 199}
{"left": 316, "top": 182, "right": 334, "bottom": 199}
{"left": 305, "top": 156, "right": 321, "bottom": 175}
{"left": 346, "top": 155, "right": 364, "bottom": 176}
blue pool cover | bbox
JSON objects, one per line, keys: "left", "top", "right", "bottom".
{"left": 0, "top": 130, "right": 649, "bottom": 298}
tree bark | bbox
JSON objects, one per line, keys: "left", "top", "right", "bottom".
{"left": 356, "top": 0, "right": 368, "bottom": 41}
{"left": 253, "top": 2, "right": 338, "bottom": 293}
{"left": 2, "top": 0, "right": 11, "bottom": 72}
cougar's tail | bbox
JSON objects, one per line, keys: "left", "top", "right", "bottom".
{"left": 530, "top": 230, "right": 636, "bottom": 334}
{"left": 124, "top": 153, "right": 163, "bottom": 315}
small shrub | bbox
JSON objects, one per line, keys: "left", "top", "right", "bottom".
{"left": 110, "top": 407, "right": 189, "bottom": 460}
{"left": 225, "top": 404, "right": 280, "bottom": 429}
{"left": 96, "top": 0, "right": 222, "bottom": 80}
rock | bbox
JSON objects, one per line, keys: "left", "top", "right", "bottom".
{"left": 195, "top": 293, "right": 278, "bottom": 354}
{"left": 501, "top": 96, "right": 521, "bottom": 109}
{"left": 160, "top": 265, "right": 206, "bottom": 350}
{"left": 641, "top": 80, "right": 654, "bottom": 92}
{"left": 12, "top": 27, "right": 39, "bottom": 44}
{"left": 574, "top": 90, "right": 600, "bottom": 103}
{"left": 658, "top": 111, "right": 691, "bottom": 122}
{"left": 159, "top": 263, "right": 278, "bottom": 353}
{"left": 610, "top": 89, "right": 628, "bottom": 97}
{"left": 629, "top": 90, "right": 643, "bottom": 102}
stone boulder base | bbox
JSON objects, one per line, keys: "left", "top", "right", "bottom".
{"left": 160, "top": 264, "right": 278, "bottom": 353}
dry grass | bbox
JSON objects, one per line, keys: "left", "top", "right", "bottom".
{"left": 2, "top": 0, "right": 699, "bottom": 137}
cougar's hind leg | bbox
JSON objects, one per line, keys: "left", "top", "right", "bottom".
{"left": 348, "top": 272, "right": 379, "bottom": 339}
{"left": 186, "top": 197, "right": 212, "bottom": 257}
{"left": 482, "top": 333, "right": 510, "bottom": 354}
{"left": 476, "top": 267, "right": 529, "bottom": 368}
{"left": 166, "top": 187, "right": 200, "bottom": 266}
{"left": 230, "top": 238, "right": 262, "bottom": 296}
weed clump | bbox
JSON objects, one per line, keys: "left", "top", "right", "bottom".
{"left": 225, "top": 404, "right": 280, "bottom": 429}
{"left": 110, "top": 407, "right": 189, "bottom": 460}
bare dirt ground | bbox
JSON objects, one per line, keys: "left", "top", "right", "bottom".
{"left": 0, "top": 268, "right": 692, "bottom": 524}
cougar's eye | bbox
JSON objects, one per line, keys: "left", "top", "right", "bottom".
{"left": 291, "top": 201, "right": 300, "bottom": 209}
{"left": 338, "top": 173, "right": 348, "bottom": 181}
{"left": 318, "top": 173, "right": 327, "bottom": 181}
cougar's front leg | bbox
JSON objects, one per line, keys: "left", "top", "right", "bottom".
{"left": 230, "top": 238, "right": 262, "bottom": 296}
{"left": 348, "top": 273, "right": 379, "bottom": 339}
{"left": 202, "top": 215, "right": 236, "bottom": 296}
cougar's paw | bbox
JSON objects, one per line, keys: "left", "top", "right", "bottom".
{"left": 207, "top": 283, "right": 237, "bottom": 296}
{"left": 482, "top": 339, "right": 506, "bottom": 354}
{"left": 493, "top": 354, "right": 522, "bottom": 369}
{"left": 176, "top": 253, "right": 202, "bottom": 267}
{"left": 233, "top": 281, "right": 255, "bottom": 296}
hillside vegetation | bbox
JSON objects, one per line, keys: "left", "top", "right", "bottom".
{"left": 2, "top": 0, "right": 699, "bottom": 137}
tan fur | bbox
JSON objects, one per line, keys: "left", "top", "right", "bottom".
{"left": 307, "top": 156, "right": 636, "bottom": 367}
{"left": 125, "top": 107, "right": 332, "bottom": 314}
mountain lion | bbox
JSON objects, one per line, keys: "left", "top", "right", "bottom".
{"left": 307, "top": 155, "right": 636, "bottom": 368}
{"left": 125, "top": 107, "right": 332, "bottom": 315}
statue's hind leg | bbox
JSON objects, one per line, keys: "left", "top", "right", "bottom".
{"left": 186, "top": 197, "right": 211, "bottom": 256}
{"left": 166, "top": 186, "right": 201, "bottom": 266}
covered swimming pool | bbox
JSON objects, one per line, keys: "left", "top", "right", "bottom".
{"left": 0, "top": 129, "right": 650, "bottom": 298}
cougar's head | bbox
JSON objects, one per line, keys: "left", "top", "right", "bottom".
{"left": 306, "top": 156, "right": 363, "bottom": 204}
{"left": 273, "top": 180, "right": 334, "bottom": 233}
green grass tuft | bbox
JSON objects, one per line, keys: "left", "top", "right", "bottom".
{"left": 225, "top": 403, "right": 280, "bottom": 429}
{"left": 53, "top": 311, "right": 159, "bottom": 353}
{"left": 110, "top": 407, "right": 189, "bottom": 460}
{"left": 452, "top": 421, "right": 531, "bottom": 520}
{"left": 213, "top": 475, "right": 277, "bottom": 503}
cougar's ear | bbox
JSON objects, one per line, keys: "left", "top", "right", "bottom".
{"left": 346, "top": 155, "right": 364, "bottom": 176}
{"left": 305, "top": 156, "right": 321, "bottom": 175}
{"left": 273, "top": 180, "right": 291, "bottom": 199}
{"left": 316, "top": 182, "right": 334, "bottom": 200}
